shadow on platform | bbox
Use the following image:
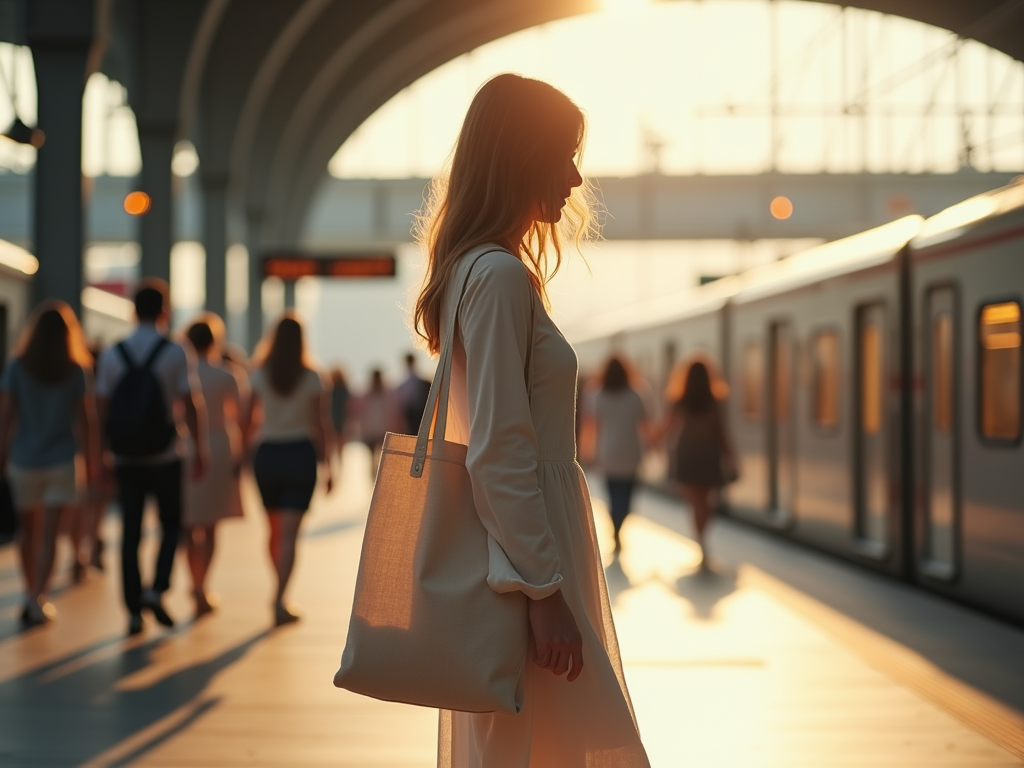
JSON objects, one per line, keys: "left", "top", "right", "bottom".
{"left": 0, "top": 628, "right": 271, "bottom": 766}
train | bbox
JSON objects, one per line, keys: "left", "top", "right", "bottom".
{"left": 573, "top": 178, "right": 1024, "bottom": 624}
{"left": 0, "top": 237, "right": 135, "bottom": 360}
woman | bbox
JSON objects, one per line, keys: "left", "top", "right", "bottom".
{"left": 0, "top": 302, "right": 99, "bottom": 625}
{"left": 182, "top": 314, "right": 249, "bottom": 617}
{"left": 355, "top": 368, "right": 401, "bottom": 478}
{"left": 593, "top": 356, "right": 650, "bottom": 555}
{"left": 248, "top": 314, "right": 334, "bottom": 626}
{"left": 328, "top": 367, "right": 350, "bottom": 465}
{"left": 413, "top": 74, "right": 649, "bottom": 768}
{"left": 661, "top": 357, "right": 736, "bottom": 569}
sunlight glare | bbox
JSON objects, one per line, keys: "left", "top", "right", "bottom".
{"left": 602, "top": 0, "right": 651, "bottom": 14}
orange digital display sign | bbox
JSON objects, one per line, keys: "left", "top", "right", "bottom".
{"left": 262, "top": 254, "right": 396, "bottom": 279}
{"left": 263, "top": 257, "right": 321, "bottom": 279}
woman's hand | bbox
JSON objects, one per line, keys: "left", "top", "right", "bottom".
{"left": 527, "top": 590, "right": 584, "bottom": 682}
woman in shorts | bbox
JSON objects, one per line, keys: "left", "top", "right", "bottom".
{"left": 0, "top": 302, "right": 99, "bottom": 625}
{"left": 248, "top": 314, "right": 334, "bottom": 626}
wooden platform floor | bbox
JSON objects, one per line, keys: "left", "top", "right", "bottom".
{"left": 0, "top": 447, "right": 1021, "bottom": 767}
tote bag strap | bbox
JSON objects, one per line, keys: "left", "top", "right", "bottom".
{"left": 410, "top": 245, "right": 500, "bottom": 477}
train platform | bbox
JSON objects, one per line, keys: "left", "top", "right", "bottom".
{"left": 0, "top": 447, "right": 1022, "bottom": 767}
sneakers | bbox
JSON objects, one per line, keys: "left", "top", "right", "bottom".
{"left": 127, "top": 612, "right": 143, "bottom": 636}
{"left": 274, "top": 602, "right": 300, "bottom": 627}
{"left": 20, "top": 599, "right": 55, "bottom": 627}
{"left": 140, "top": 589, "right": 175, "bottom": 628}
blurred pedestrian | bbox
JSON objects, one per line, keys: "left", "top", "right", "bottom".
{"left": 181, "top": 314, "right": 250, "bottom": 618}
{"left": 355, "top": 368, "right": 402, "bottom": 478}
{"left": 77, "top": 340, "right": 112, "bottom": 576}
{"left": 248, "top": 314, "right": 334, "bottom": 626}
{"left": 328, "top": 367, "right": 350, "bottom": 463}
{"left": 395, "top": 352, "right": 431, "bottom": 434}
{"left": 96, "top": 280, "right": 208, "bottom": 636}
{"left": 593, "top": 356, "right": 651, "bottom": 554}
{"left": 0, "top": 301, "right": 100, "bottom": 625}
{"left": 660, "top": 357, "right": 737, "bottom": 569}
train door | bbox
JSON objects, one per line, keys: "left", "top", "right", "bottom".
{"left": 854, "top": 303, "right": 889, "bottom": 553}
{"left": 768, "top": 321, "right": 795, "bottom": 521}
{"left": 921, "top": 287, "right": 957, "bottom": 578}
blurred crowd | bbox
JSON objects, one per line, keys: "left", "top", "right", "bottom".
{"left": 576, "top": 352, "right": 737, "bottom": 566}
{"left": 1, "top": 276, "right": 737, "bottom": 635}
{"left": 0, "top": 279, "right": 434, "bottom": 634}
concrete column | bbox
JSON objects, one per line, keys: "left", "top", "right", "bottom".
{"left": 29, "top": 43, "right": 91, "bottom": 314}
{"left": 202, "top": 175, "right": 228, "bottom": 317}
{"left": 137, "top": 126, "right": 175, "bottom": 282}
{"left": 246, "top": 209, "right": 265, "bottom": 353}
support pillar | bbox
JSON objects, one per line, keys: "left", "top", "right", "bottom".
{"left": 138, "top": 126, "right": 175, "bottom": 282}
{"left": 202, "top": 175, "right": 228, "bottom": 317}
{"left": 28, "top": 0, "right": 96, "bottom": 315}
{"left": 246, "top": 208, "right": 265, "bottom": 353}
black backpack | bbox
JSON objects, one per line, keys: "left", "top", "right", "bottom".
{"left": 105, "top": 338, "right": 177, "bottom": 457}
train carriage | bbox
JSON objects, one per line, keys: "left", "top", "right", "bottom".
{"left": 726, "top": 217, "right": 922, "bottom": 579}
{"left": 909, "top": 184, "right": 1024, "bottom": 621}
{"left": 570, "top": 178, "right": 1024, "bottom": 623}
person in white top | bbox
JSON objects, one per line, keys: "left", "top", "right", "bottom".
{"left": 95, "top": 280, "right": 207, "bottom": 636}
{"left": 181, "top": 313, "right": 250, "bottom": 618}
{"left": 593, "top": 356, "right": 652, "bottom": 555}
{"left": 355, "top": 368, "right": 403, "bottom": 478}
{"left": 412, "top": 74, "right": 650, "bottom": 767}
{"left": 248, "top": 313, "right": 334, "bottom": 626}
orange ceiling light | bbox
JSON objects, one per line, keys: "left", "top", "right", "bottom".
{"left": 124, "top": 191, "right": 152, "bottom": 216}
{"left": 770, "top": 195, "right": 793, "bottom": 220}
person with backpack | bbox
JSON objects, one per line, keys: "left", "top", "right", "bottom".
{"left": 96, "top": 280, "right": 207, "bottom": 636}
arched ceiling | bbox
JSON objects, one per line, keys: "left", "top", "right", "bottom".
{"left": 181, "top": 0, "right": 1024, "bottom": 249}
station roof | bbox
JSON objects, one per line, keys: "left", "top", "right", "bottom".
{"left": 6, "top": 0, "right": 1024, "bottom": 254}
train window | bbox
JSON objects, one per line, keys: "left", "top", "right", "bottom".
{"left": 932, "top": 313, "right": 953, "bottom": 435}
{"left": 811, "top": 331, "right": 840, "bottom": 428}
{"left": 742, "top": 342, "right": 762, "bottom": 420}
{"left": 861, "top": 323, "right": 883, "bottom": 435}
{"left": 855, "top": 303, "right": 888, "bottom": 552}
{"left": 979, "top": 301, "right": 1021, "bottom": 441}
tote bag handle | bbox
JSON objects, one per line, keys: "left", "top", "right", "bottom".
{"left": 411, "top": 245, "right": 535, "bottom": 478}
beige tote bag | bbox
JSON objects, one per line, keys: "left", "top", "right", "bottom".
{"left": 334, "top": 246, "right": 530, "bottom": 714}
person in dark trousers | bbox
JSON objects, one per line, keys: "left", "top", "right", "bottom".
{"left": 96, "top": 280, "right": 207, "bottom": 636}
{"left": 395, "top": 352, "right": 431, "bottom": 434}
{"left": 593, "top": 356, "right": 651, "bottom": 554}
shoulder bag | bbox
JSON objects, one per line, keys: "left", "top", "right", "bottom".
{"left": 334, "top": 245, "right": 532, "bottom": 714}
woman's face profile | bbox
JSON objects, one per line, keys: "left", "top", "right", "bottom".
{"left": 533, "top": 145, "right": 583, "bottom": 225}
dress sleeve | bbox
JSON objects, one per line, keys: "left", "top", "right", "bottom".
{"left": 459, "top": 254, "right": 562, "bottom": 600}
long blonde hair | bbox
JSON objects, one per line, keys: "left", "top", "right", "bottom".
{"left": 413, "top": 74, "right": 596, "bottom": 354}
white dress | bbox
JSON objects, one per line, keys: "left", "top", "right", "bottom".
{"left": 438, "top": 249, "right": 650, "bottom": 768}
{"left": 183, "top": 360, "right": 246, "bottom": 527}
